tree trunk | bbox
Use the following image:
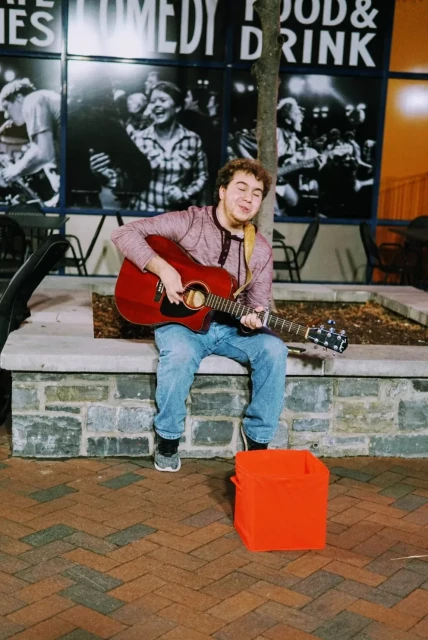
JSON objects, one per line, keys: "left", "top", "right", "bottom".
{"left": 252, "top": 0, "right": 282, "bottom": 246}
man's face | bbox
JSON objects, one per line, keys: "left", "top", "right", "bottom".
{"left": 150, "top": 89, "right": 179, "bottom": 125}
{"left": 363, "top": 141, "right": 374, "bottom": 163}
{"left": 3, "top": 95, "right": 24, "bottom": 126}
{"left": 184, "top": 89, "right": 196, "bottom": 110}
{"left": 127, "top": 92, "right": 147, "bottom": 114}
{"left": 289, "top": 103, "right": 304, "bottom": 132}
{"left": 219, "top": 171, "right": 264, "bottom": 228}
{"left": 145, "top": 72, "right": 159, "bottom": 94}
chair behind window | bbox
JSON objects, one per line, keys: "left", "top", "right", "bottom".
{"left": 0, "top": 216, "right": 26, "bottom": 279}
{"left": 5, "top": 201, "right": 47, "bottom": 258}
{"left": 273, "top": 218, "right": 319, "bottom": 282}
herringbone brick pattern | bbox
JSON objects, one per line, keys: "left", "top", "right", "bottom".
{"left": 2, "top": 426, "right": 428, "bottom": 639}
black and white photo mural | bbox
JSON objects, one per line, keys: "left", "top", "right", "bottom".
{"left": 229, "top": 71, "right": 382, "bottom": 219}
{"left": 66, "top": 60, "right": 223, "bottom": 211}
{"left": 0, "top": 0, "right": 395, "bottom": 225}
{"left": 0, "top": 57, "right": 61, "bottom": 207}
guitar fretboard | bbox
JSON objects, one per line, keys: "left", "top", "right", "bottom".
{"left": 205, "top": 292, "right": 308, "bottom": 339}
{"left": 278, "top": 158, "right": 315, "bottom": 177}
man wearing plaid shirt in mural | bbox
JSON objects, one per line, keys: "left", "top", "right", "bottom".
{"left": 133, "top": 81, "right": 209, "bottom": 212}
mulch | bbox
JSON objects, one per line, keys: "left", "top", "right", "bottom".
{"left": 93, "top": 293, "right": 428, "bottom": 346}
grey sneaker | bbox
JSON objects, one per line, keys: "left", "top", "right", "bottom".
{"left": 240, "top": 425, "right": 269, "bottom": 451}
{"left": 154, "top": 435, "right": 181, "bottom": 472}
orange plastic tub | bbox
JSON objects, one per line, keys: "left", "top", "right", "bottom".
{"left": 231, "top": 450, "right": 329, "bottom": 552}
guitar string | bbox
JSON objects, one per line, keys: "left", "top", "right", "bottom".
{"left": 183, "top": 286, "right": 307, "bottom": 338}
{"left": 155, "top": 282, "right": 346, "bottom": 351}
{"left": 182, "top": 287, "right": 346, "bottom": 349}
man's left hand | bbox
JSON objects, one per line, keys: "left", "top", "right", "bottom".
{"left": 240, "top": 306, "right": 264, "bottom": 331}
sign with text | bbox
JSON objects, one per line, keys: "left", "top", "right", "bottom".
{"left": 234, "top": 0, "right": 392, "bottom": 69}
{"left": 0, "top": 0, "right": 61, "bottom": 53}
{"left": 67, "top": 0, "right": 226, "bottom": 61}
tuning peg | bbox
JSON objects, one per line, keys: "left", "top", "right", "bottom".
{"left": 340, "top": 329, "right": 347, "bottom": 336}
{"left": 327, "top": 319, "right": 336, "bottom": 325}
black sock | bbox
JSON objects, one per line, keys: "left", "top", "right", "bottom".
{"left": 157, "top": 434, "right": 180, "bottom": 457}
{"left": 247, "top": 435, "right": 268, "bottom": 451}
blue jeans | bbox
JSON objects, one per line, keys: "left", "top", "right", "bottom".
{"left": 154, "top": 321, "right": 288, "bottom": 444}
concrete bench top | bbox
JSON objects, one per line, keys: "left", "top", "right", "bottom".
{"left": 2, "top": 276, "right": 428, "bottom": 378}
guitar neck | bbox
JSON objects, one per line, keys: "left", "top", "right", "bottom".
{"left": 278, "top": 157, "right": 315, "bottom": 177}
{"left": 206, "top": 292, "right": 308, "bottom": 339}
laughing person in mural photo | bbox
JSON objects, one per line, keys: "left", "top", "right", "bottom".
{"left": 133, "top": 81, "right": 209, "bottom": 212}
{"left": 0, "top": 78, "right": 60, "bottom": 206}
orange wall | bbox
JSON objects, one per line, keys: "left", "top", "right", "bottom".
{"left": 390, "top": 0, "right": 428, "bottom": 73}
{"left": 378, "top": 80, "right": 428, "bottom": 221}
{"left": 378, "top": 0, "right": 428, "bottom": 223}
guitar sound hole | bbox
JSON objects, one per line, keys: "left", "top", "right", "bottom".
{"left": 159, "top": 282, "right": 208, "bottom": 319}
{"left": 183, "top": 283, "right": 207, "bottom": 310}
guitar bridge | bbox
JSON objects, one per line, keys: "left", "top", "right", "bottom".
{"left": 154, "top": 280, "right": 165, "bottom": 302}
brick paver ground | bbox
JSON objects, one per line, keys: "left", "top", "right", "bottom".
{"left": 2, "top": 424, "right": 428, "bottom": 639}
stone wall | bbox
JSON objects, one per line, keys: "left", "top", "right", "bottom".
{"left": 11, "top": 372, "right": 428, "bottom": 458}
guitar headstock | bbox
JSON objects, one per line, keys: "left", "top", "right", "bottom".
{"left": 307, "top": 325, "right": 348, "bottom": 353}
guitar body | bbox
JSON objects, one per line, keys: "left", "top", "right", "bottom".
{"left": 115, "top": 235, "right": 237, "bottom": 332}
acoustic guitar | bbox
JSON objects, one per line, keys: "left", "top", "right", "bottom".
{"left": 115, "top": 235, "right": 348, "bottom": 354}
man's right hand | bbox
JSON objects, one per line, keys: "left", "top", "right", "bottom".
{"left": 158, "top": 263, "right": 184, "bottom": 305}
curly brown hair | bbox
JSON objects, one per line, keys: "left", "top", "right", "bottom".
{"left": 214, "top": 158, "right": 272, "bottom": 204}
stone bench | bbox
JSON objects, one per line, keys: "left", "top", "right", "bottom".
{"left": 3, "top": 277, "right": 428, "bottom": 459}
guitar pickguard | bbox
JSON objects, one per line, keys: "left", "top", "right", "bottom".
{"left": 159, "top": 282, "right": 208, "bottom": 319}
